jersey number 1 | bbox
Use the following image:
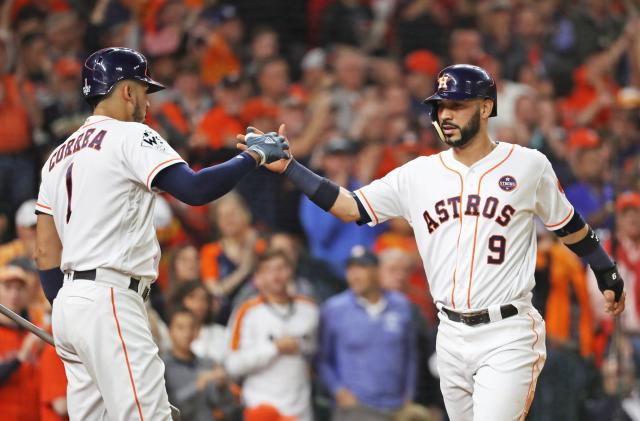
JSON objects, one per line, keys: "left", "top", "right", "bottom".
{"left": 65, "top": 163, "right": 74, "bottom": 223}
{"left": 487, "top": 235, "right": 506, "bottom": 264}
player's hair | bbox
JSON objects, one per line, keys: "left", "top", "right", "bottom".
{"left": 168, "top": 305, "right": 197, "bottom": 325}
{"left": 168, "top": 280, "right": 215, "bottom": 325}
{"left": 256, "top": 248, "right": 294, "bottom": 270}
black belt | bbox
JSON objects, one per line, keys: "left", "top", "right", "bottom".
{"left": 71, "top": 269, "right": 151, "bottom": 301}
{"left": 442, "top": 304, "right": 518, "bottom": 326}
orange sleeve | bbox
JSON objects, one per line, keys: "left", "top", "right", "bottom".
{"left": 200, "top": 242, "right": 222, "bottom": 282}
{"left": 230, "top": 297, "right": 263, "bottom": 350}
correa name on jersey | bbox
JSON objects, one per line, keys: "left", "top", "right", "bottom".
{"left": 48, "top": 128, "right": 107, "bottom": 172}
{"left": 422, "top": 194, "right": 516, "bottom": 234}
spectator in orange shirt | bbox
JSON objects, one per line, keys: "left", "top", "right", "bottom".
{"left": 197, "top": 4, "right": 243, "bottom": 87}
{"left": 39, "top": 333, "right": 68, "bottom": 421}
{"left": 558, "top": 20, "right": 638, "bottom": 130}
{"left": 155, "top": 58, "right": 212, "bottom": 152}
{"left": 0, "top": 265, "right": 44, "bottom": 421}
{"left": 192, "top": 75, "right": 247, "bottom": 151}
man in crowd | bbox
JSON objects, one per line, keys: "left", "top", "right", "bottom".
{"left": 318, "top": 246, "right": 416, "bottom": 420}
{"left": 0, "top": 265, "right": 44, "bottom": 421}
{"left": 225, "top": 249, "right": 319, "bottom": 421}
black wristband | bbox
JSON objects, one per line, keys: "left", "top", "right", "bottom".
{"left": 593, "top": 265, "right": 624, "bottom": 302}
{"left": 310, "top": 179, "right": 341, "bottom": 211}
{"left": 285, "top": 160, "right": 340, "bottom": 211}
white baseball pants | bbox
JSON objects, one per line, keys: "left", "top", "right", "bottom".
{"left": 436, "top": 305, "right": 546, "bottom": 421}
{"left": 52, "top": 276, "right": 172, "bottom": 421}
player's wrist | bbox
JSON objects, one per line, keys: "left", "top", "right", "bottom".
{"left": 244, "top": 149, "right": 264, "bottom": 166}
{"left": 284, "top": 160, "right": 340, "bottom": 211}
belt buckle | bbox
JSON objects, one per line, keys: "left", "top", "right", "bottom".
{"left": 141, "top": 286, "right": 150, "bottom": 302}
{"left": 461, "top": 311, "right": 485, "bottom": 326}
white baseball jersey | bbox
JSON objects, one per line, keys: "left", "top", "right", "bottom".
{"left": 355, "top": 142, "right": 573, "bottom": 310}
{"left": 36, "top": 115, "right": 185, "bottom": 279}
{"left": 225, "top": 295, "right": 319, "bottom": 420}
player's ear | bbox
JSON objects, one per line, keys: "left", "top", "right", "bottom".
{"left": 481, "top": 99, "right": 493, "bottom": 118}
{"left": 121, "top": 81, "right": 134, "bottom": 102}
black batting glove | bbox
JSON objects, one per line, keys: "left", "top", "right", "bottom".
{"left": 245, "top": 130, "right": 290, "bottom": 165}
{"left": 593, "top": 264, "right": 624, "bottom": 302}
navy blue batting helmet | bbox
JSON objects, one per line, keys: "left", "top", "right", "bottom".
{"left": 81, "top": 47, "right": 165, "bottom": 103}
{"left": 422, "top": 64, "right": 497, "bottom": 121}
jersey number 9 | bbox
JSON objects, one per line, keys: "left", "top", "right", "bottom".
{"left": 487, "top": 235, "right": 506, "bottom": 264}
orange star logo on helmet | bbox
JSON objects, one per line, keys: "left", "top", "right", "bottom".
{"left": 438, "top": 74, "right": 451, "bottom": 90}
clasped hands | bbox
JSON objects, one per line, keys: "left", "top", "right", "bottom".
{"left": 237, "top": 124, "right": 292, "bottom": 172}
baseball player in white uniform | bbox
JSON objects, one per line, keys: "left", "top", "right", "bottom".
{"left": 34, "top": 47, "right": 290, "bottom": 421}
{"left": 239, "top": 64, "right": 626, "bottom": 421}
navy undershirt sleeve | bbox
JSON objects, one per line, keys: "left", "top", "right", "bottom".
{"left": 152, "top": 152, "right": 257, "bottom": 206}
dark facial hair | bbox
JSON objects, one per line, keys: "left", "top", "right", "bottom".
{"left": 442, "top": 107, "right": 481, "bottom": 149}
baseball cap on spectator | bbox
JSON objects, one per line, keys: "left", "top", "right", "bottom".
{"left": 404, "top": 50, "right": 441, "bottom": 77}
{"left": 0, "top": 265, "right": 29, "bottom": 285}
{"left": 567, "top": 128, "right": 601, "bottom": 151}
{"left": 301, "top": 48, "right": 326, "bottom": 70}
{"left": 324, "top": 137, "right": 358, "bottom": 155}
{"left": 243, "top": 404, "right": 296, "bottom": 421}
{"left": 347, "top": 245, "right": 379, "bottom": 267}
{"left": 54, "top": 57, "right": 81, "bottom": 79}
{"left": 616, "top": 192, "right": 640, "bottom": 212}
{"left": 203, "top": 4, "right": 239, "bottom": 25}
{"left": 15, "top": 199, "right": 37, "bottom": 228}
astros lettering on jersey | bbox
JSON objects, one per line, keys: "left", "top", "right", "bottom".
{"left": 354, "top": 142, "right": 573, "bottom": 310}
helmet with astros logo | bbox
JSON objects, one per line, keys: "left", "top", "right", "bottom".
{"left": 423, "top": 64, "right": 498, "bottom": 121}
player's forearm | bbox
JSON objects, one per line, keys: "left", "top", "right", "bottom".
{"left": 329, "top": 188, "right": 361, "bottom": 222}
{"left": 36, "top": 215, "right": 64, "bottom": 304}
{"left": 555, "top": 214, "right": 622, "bottom": 299}
{"left": 35, "top": 215, "right": 62, "bottom": 270}
{"left": 284, "top": 159, "right": 362, "bottom": 223}
{"left": 153, "top": 153, "right": 257, "bottom": 206}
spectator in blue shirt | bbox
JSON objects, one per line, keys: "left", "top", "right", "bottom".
{"left": 564, "top": 128, "right": 614, "bottom": 229}
{"left": 300, "top": 139, "right": 386, "bottom": 279}
{"left": 317, "top": 246, "right": 416, "bottom": 421}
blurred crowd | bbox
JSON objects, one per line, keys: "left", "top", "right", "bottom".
{"left": 0, "top": 0, "right": 640, "bottom": 420}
